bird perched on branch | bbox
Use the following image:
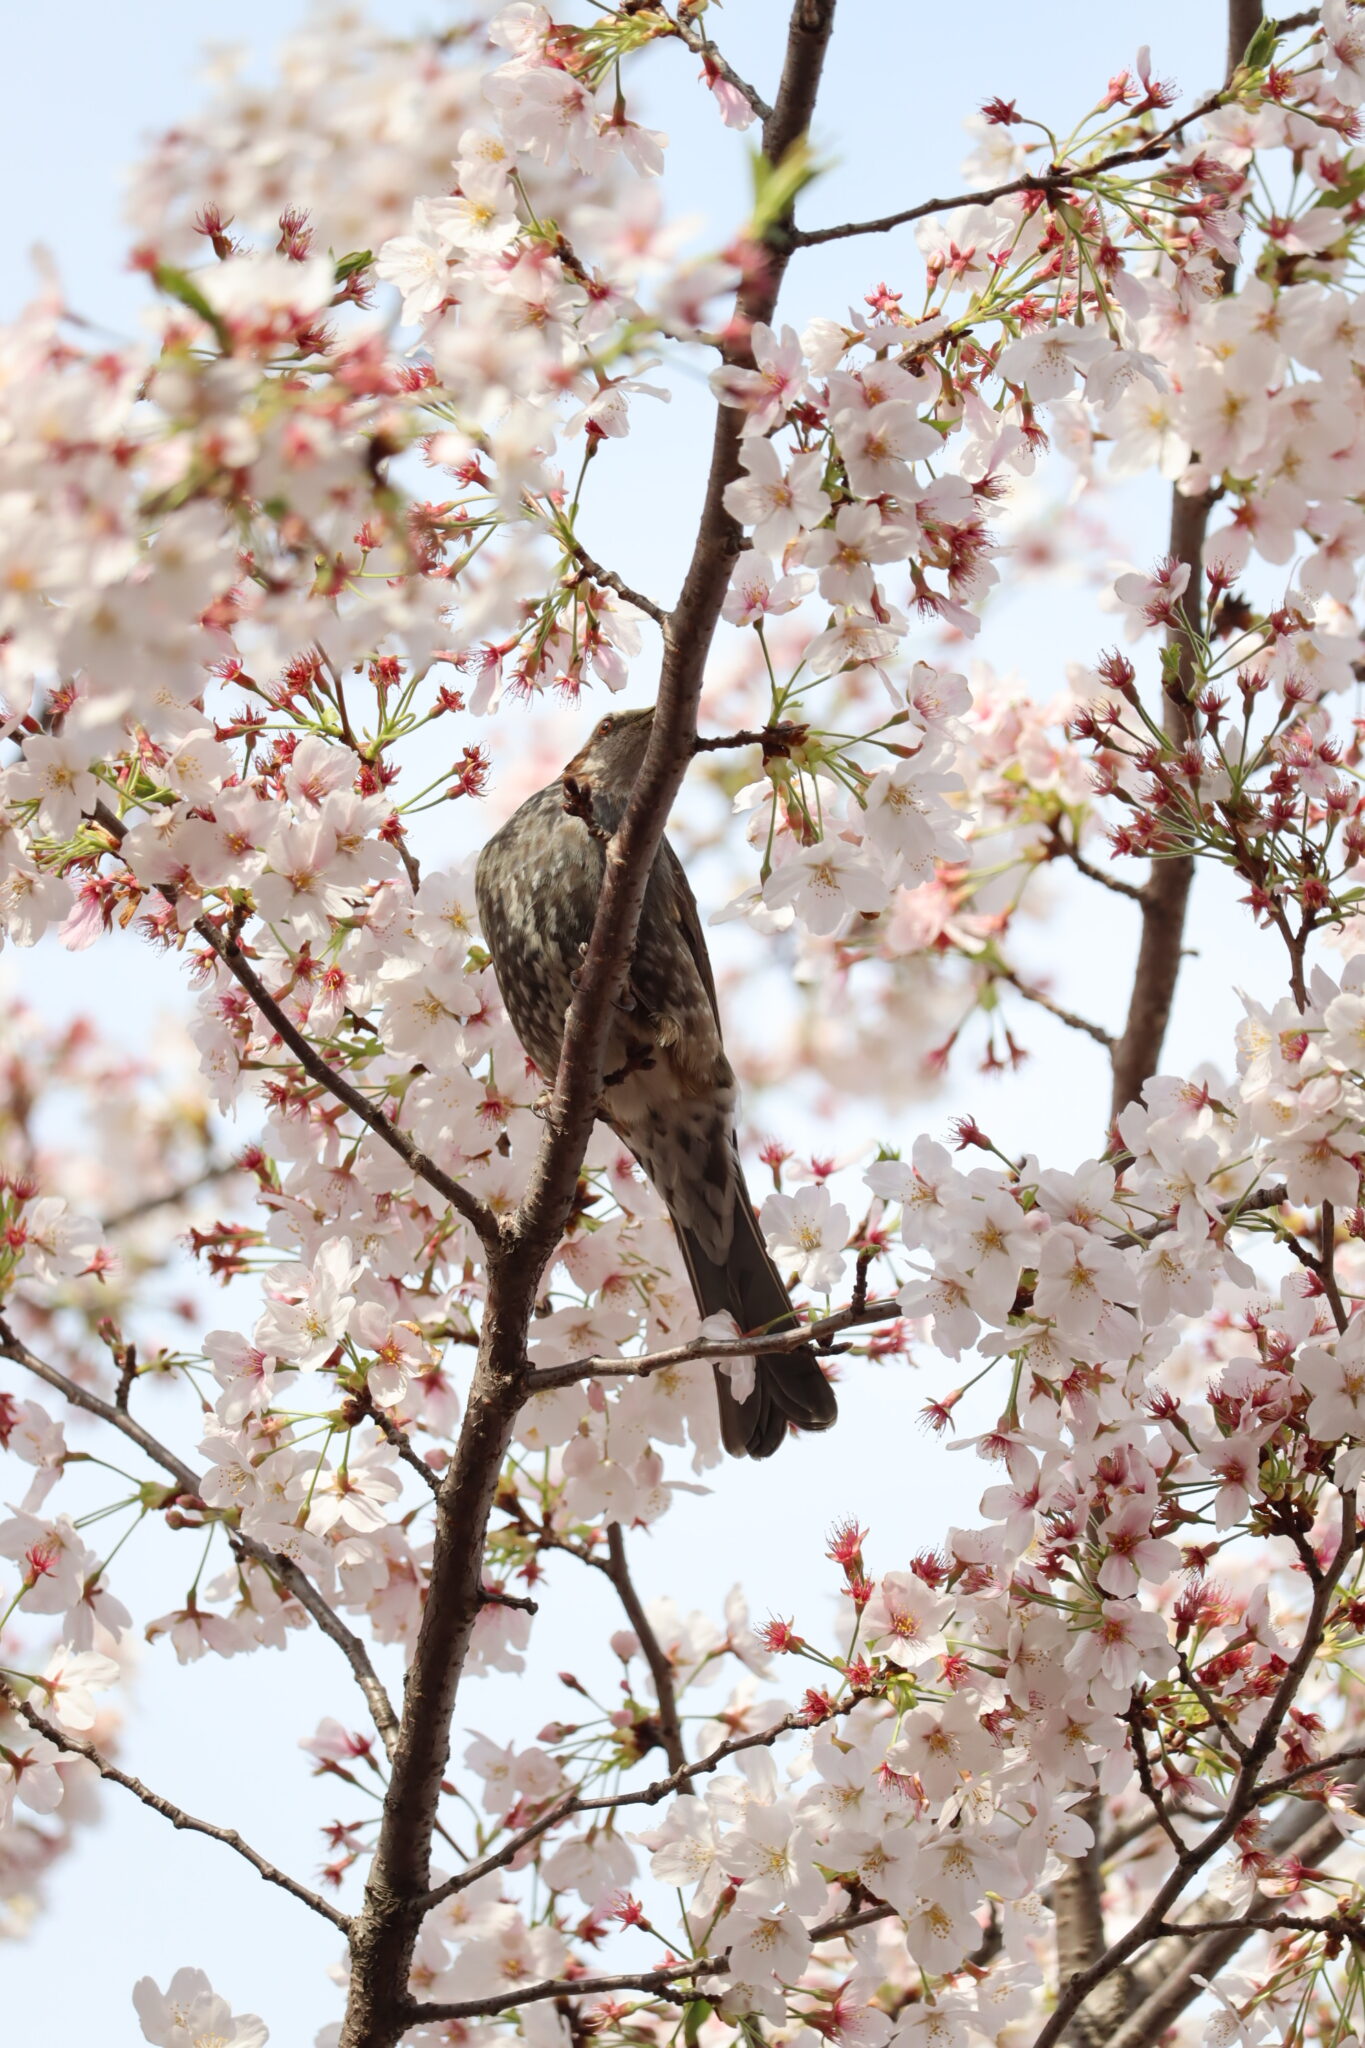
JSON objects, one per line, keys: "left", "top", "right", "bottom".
{"left": 475, "top": 706, "right": 838, "bottom": 1458}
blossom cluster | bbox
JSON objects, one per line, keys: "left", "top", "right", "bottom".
{"left": 6, "top": 4, "right": 1365, "bottom": 2047}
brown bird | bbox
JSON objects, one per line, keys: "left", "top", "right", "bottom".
{"left": 475, "top": 706, "right": 838, "bottom": 1457}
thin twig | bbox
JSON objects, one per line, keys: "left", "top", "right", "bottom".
{"left": 421, "top": 1693, "right": 864, "bottom": 1913}
{"left": 89, "top": 800, "right": 495, "bottom": 1248}
{"left": 193, "top": 915, "right": 496, "bottom": 1245}
{"left": 532, "top": 1174, "right": 1299, "bottom": 1388}
{"left": 0, "top": 1316, "right": 401, "bottom": 1757}
{"left": 527, "top": 1293, "right": 902, "bottom": 1392}
{"left": 1032, "top": 1489, "right": 1359, "bottom": 2048}
{"left": 660, "top": 4, "right": 774, "bottom": 124}
{"left": 605, "top": 1522, "right": 686, "bottom": 1772}
{"left": 1107, "top": 1758, "right": 1365, "bottom": 2048}
{"left": 566, "top": 541, "right": 669, "bottom": 626}
{"left": 2, "top": 1684, "right": 350, "bottom": 1932}
{"left": 1177, "top": 1648, "right": 1249, "bottom": 1762}
{"left": 350, "top": 1386, "right": 442, "bottom": 1498}
{"left": 1125, "top": 1702, "right": 1186, "bottom": 1855}
{"left": 405, "top": 1896, "right": 896, "bottom": 2023}
{"left": 692, "top": 721, "right": 808, "bottom": 759}
{"left": 990, "top": 961, "right": 1116, "bottom": 1050}
{"left": 101, "top": 1159, "right": 242, "bottom": 1231}
{"left": 479, "top": 1585, "right": 539, "bottom": 1616}
{"left": 1048, "top": 823, "right": 1149, "bottom": 905}
{"left": 792, "top": 87, "right": 1230, "bottom": 248}
{"left": 1149, "top": 1913, "right": 1365, "bottom": 1944}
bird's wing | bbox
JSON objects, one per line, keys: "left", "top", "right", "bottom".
{"left": 650, "top": 834, "right": 723, "bottom": 1036}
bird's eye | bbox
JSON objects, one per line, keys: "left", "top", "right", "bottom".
{"left": 597, "top": 716, "right": 616, "bottom": 738}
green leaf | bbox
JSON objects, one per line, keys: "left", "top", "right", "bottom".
{"left": 334, "top": 249, "right": 374, "bottom": 282}
{"left": 748, "top": 135, "right": 824, "bottom": 240}
{"left": 152, "top": 263, "right": 232, "bottom": 351}
{"left": 683, "top": 2001, "right": 712, "bottom": 2046}
{"left": 1238, "top": 16, "right": 1280, "bottom": 73}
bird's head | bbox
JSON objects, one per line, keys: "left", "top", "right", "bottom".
{"left": 562, "top": 705, "right": 656, "bottom": 801}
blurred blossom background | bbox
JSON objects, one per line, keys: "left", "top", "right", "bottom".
{"left": 1, "top": 2, "right": 1285, "bottom": 2036}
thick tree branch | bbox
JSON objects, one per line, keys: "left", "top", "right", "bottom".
{"left": 1106, "top": 484, "right": 1205, "bottom": 1126}
{"left": 2, "top": 1684, "right": 350, "bottom": 1932}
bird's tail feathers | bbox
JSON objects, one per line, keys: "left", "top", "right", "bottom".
{"left": 671, "top": 1177, "right": 838, "bottom": 1459}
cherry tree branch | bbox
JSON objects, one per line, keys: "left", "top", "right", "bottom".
{"left": 1107, "top": 0, "right": 1262, "bottom": 1123}
{"left": 529, "top": 1293, "right": 901, "bottom": 1391}
{"left": 1046, "top": 823, "right": 1149, "bottom": 905}
{"left": 2, "top": 1684, "right": 351, "bottom": 1932}
{"left": 404, "top": 1896, "right": 896, "bottom": 2024}
{"left": 421, "top": 1697, "right": 865, "bottom": 1912}
{"left": 192, "top": 915, "right": 497, "bottom": 1246}
{"left": 349, "top": 1386, "right": 442, "bottom": 1499}
{"left": 88, "top": 800, "right": 496, "bottom": 1248}
{"left": 1124, "top": 1704, "right": 1186, "bottom": 1856}
{"left": 1107, "top": 1761, "right": 1365, "bottom": 2048}
{"left": 791, "top": 87, "right": 1231, "bottom": 249}
{"left": 565, "top": 540, "right": 670, "bottom": 626}
{"left": 100, "top": 1158, "right": 242, "bottom": 1231}
{"left": 531, "top": 1174, "right": 1296, "bottom": 1392}
{"left": 659, "top": 5, "right": 774, "bottom": 125}
{"left": 605, "top": 1522, "right": 686, "bottom": 1772}
{"left": 1107, "top": 488, "right": 1206, "bottom": 1125}
{"left": 989, "top": 962, "right": 1116, "bottom": 1051}
{"left": 0, "top": 1316, "right": 401, "bottom": 1758}
{"left": 1033, "top": 1484, "right": 1358, "bottom": 2048}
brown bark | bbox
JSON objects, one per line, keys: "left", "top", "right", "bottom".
{"left": 1059, "top": 8, "right": 1262, "bottom": 2032}
{"left": 335, "top": 9, "right": 841, "bottom": 2042}
{"left": 1106, "top": 485, "right": 1208, "bottom": 1123}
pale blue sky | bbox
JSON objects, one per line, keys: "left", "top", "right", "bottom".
{"left": 0, "top": 4, "right": 1269, "bottom": 2041}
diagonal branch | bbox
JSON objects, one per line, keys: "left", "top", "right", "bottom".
{"left": 192, "top": 915, "right": 497, "bottom": 1247}
{"left": 2, "top": 1684, "right": 350, "bottom": 1932}
{"left": 421, "top": 1694, "right": 864, "bottom": 1914}
{"left": 1107, "top": 1760, "right": 1365, "bottom": 2048}
{"left": 101, "top": 1159, "right": 242, "bottom": 1231}
{"left": 566, "top": 541, "right": 670, "bottom": 626}
{"left": 989, "top": 961, "right": 1115, "bottom": 1050}
{"left": 87, "top": 799, "right": 496, "bottom": 1248}
{"left": 1033, "top": 1484, "right": 1358, "bottom": 2048}
{"left": 405, "top": 1897, "right": 898, "bottom": 2024}
{"left": 660, "top": 4, "right": 774, "bottom": 125}
{"left": 605, "top": 1522, "right": 686, "bottom": 1772}
{"left": 1047, "top": 823, "right": 1149, "bottom": 905}
{"left": 792, "top": 86, "right": 1231, "bottom": 248}
{"left": 0, "top": 1316, "right": 400, "bottom": 1757}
